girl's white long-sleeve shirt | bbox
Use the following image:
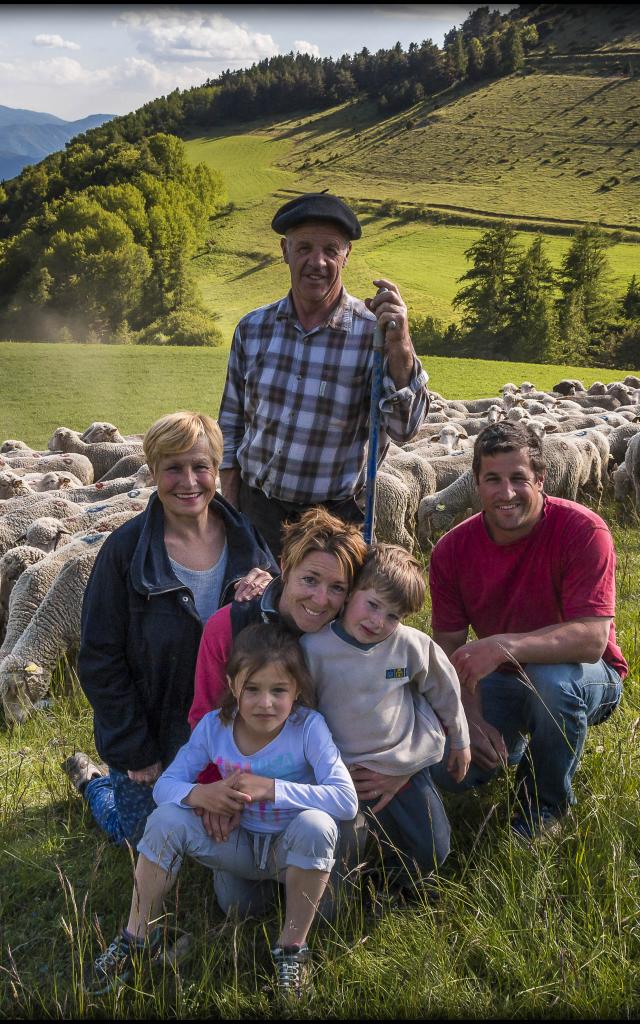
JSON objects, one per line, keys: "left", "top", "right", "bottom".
{"left": 153, "top": 706, "right": 358, "bottom": 834}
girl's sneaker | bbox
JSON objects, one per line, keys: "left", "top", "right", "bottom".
{"left": 271, "top": 943, "right": 312, "bottom": 998}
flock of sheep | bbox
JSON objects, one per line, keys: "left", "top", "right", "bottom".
{"left": 375, "top": 376, "right": 640, "bottom": 549}
{"left": 0, "top": 423, "right": 152, "bottom": 724}
{"left": 0, "top": 375, "right": 639, "bottom": 725}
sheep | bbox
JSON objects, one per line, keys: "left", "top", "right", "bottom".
{"left": 0, "top": 545, "right": 47, "bottom": 638}
{"left": 0, "top": 542, "right": 106, "bottom": 723}
{"left": 564, "top": 428, "right": 611, "bottom": 492}
{"left": 416, "top": 470, "right": 481, "bottom": 546}
{"left": 63, "top": 464, "right": 154, "bottom": 504}
{"left": 1, "top": 451, "right": 94, "bottom": 485}
{"left": 553, "top": 379, "right": 586, "bottom": 395}
{"left": 0, "top": 471, "right": 32, "bottom": 501}
{"left": 24, "top": 518, "right": 74, "bottom": 553}
{"left": 623, "top": 375, "right": 640, "bottom": 389}
{"left": 48, "top": 427, "right": 143, "bottom": 480}
{"left": 0, "top": 495, "right": 79, "bottom": 557}
{"left": 612, "top": 463, "right": 631, "bottom": 502}
{"left": 607, "top": 423, "right": 640, "bottom": 466}
{"left": 587, "top": 382, "right": 608, "bottom": 396}
{"left": 79, "top": 422, "right": 126, "bottom": 444}
{"left": 0, "top": 440, "right": 33, "bottom": 454}
{"left": 623, "top": 432, "right": 640, "bottom": 507}
{"left": 384, "top": 450, "right": 437, "bottom": 541}
{"left": 372, "top": 471, "right": 415, "bottom": 550}
{"left": 97, "top": 452, "right": 147, "bottom": 482}
{"left": 539, "top": 436, "right": 585, "bottom": 501}
{"left": 424, "top": 450, "right": 474, "bottom": 489}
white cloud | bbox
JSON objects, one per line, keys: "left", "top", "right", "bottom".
{"left": 293, "top": 40, "right": 321, "bottom": 58}
{"left": 0, "top": 57, "right": 112, "bottom": 86}
{"left": 117, "top": 8, "right": 279, "bottom": 64}
{"left": 33, "top": 33, "right": 81, "bottom": 51}
{"left": 0, "top": 52, "right": 212, "bottom": 95}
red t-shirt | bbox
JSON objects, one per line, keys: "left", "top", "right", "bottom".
{"left": 429, "top": 495, "right": 628, "bottom": 679}
{"left": 188, "top": 603, "right": 234, "bottom": 783}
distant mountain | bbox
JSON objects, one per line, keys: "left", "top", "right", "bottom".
{"left": 0, "top": 106, "right": 115, "bottom": 181}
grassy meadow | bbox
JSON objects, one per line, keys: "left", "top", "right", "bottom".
{"left": 1, "top": 494, "right": 639, "bottom": 1019}
{"left": 0, "top": 341, "right": 636, "bottom": 448}
{"left": 1, "top": 341, "right": 640, "bottom": 1018}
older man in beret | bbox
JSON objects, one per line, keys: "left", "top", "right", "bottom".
{"left": 218, "top": 192, "right": 429, "bottom": 557}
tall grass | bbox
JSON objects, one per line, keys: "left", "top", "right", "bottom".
{"left": 1, "top": 499, "right": 639, "bottom": 1019}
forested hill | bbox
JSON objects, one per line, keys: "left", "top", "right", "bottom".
{"left": 0, "top": 3, "right": 639, "bottom": 357}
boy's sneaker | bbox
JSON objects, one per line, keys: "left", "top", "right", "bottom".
{"left": 84, "top": 929, "right": 160, "bottom": 995}
{"left": 511, "top": 806, "right": 562, "bottom": 843}
{"left": 61, "top": 752, "right": 106, "bottom": 794}
{"left": 271, "top": 943, "right": 312, "bottom": 998}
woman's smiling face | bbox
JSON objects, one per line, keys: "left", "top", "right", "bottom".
{"left": 277, "top": 551, "right": 349, "bottom": 633}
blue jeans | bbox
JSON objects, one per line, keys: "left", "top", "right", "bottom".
{"left": 431, "top": 660, "right": 623, "bottom": 815}
{"left": 84, "top": 768, "right": 157, "bottom": 846}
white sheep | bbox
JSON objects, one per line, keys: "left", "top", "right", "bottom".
{"left": 0, "top": 545, "right": 47, "bottom": 639}
{"left": 416, "top": 470, "right": 481, "bottom": 546}
{"left": 623, "top": 432, "right": 640, "bottom": 507}
{"left": 0, "top": 541, "right": 107, "bottom": 722}
{"left": 48, "top": 427, "right": 144, "bottom": 480}
{"left": 1, "top": 451, "right": 94, "bottom": 485}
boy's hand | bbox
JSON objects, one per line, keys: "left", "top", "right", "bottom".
{"left": 186, "top": 770, "right": 252, "bottom": 814}
{"left": 350, "top": 765, "right": 412, "bottom": 813}
{"left": 447, "top": 745, "right": 471, "bottom": 783}
{"left": 231, "top": 773, "right": 275, "bottom": 802}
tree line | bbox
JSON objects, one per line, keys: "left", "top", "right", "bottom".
{"left": 3, "top": 7, "right": 536, "bottom": 157}
{"left": 410, "top": 224, "right": 640, "bottom": 370}
{"left": 0, "top": 134, "right": 226, "bottom": 345}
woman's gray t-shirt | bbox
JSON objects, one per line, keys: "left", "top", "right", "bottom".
{"left": 169, "top": 544, "right": 229, "bottom": 623}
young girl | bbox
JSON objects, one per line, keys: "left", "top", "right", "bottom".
{"left": 87, "top": 623, "right": 358, "bottom": 998}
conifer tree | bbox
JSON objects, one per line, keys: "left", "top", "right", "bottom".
{"left": 507, "top": 235, "right": 558, "bottom": 361}
{"left": 453, "top": 223, "right": 520, "bottom": 356}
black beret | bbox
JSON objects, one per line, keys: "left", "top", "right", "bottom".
{"left": 271, "top": 192, "right": 361, "bottom": 240}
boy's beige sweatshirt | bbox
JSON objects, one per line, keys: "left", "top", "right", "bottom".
{"left": 301, "top": 622, "right": 470, "bottom": 776}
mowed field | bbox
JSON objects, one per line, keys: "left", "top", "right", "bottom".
{"left": 186, "top": 71, "right": 640, "bottom": 339}
{"left": 0, "top": 341, "right": 635, "bottom": 448}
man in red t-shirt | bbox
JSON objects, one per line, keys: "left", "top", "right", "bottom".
{"left": 429, "top": 422, "right": 626, "bottom": 839}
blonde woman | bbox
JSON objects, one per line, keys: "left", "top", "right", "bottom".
{"left": 62, "top": 411, "right": 277, "bottom": 845}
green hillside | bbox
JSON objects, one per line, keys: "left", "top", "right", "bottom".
{"left": 185, "top": 68, "right": 640, "bottom": 340}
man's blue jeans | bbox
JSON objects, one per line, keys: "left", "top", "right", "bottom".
{"left": 431, "top": 659, "right": 623, "bottom": 815}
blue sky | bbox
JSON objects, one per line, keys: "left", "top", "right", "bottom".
{"left": 0, "top": 4, "right": 515, "bottom": 121}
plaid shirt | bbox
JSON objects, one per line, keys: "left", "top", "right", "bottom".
{"left": 219, "top": 290, "right": 429, "bottom": 505}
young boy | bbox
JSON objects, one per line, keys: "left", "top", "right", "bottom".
{"left": 300, "top": 543, "right": 470, "bottom": 888}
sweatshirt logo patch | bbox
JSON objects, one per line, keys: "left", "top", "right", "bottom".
{"left": 386, "top": 667, "right": 409, "bottom": 679}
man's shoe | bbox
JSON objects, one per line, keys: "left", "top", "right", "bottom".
{"left": 84, "top": 930, "right": 161, "bottom": 995}
{"left": 271, "top": 943, "right": 312, "bottom": 998}
{"left": 61, "top": 752, "right": 106, "bottom": 793}
{"left": 511, "top": 807, "right": 562, "bottom": 843}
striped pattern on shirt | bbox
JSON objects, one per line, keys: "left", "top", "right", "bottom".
{"left": 219, "top": 290, "right": 429, "bottom": 504}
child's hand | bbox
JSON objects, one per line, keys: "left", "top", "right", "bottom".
{"left": 447, "top": 745, "right": 471, "bottom": 783}
{"left": 187, "top": 770, "right": 252, "bottom": 814}
{"left": 231, "top": 773, "right": 275, "bottom": 802}
{"left": 200, "top": 810, "right": 242, "bottom": 842}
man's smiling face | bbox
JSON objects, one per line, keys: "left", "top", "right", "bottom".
{"left": 281, "top": 220, "right": 351, "bottom": 312}
{"left": 476, "top": 447, "right": 545, "bottom": 545}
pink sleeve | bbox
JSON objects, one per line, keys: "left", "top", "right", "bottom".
{"left": 429, "top": 537, "right": 469, "bottom": 633}
{"left": 561, "top": 525, "right": 617, "bottom": 620}
{"left": 189, "top": 604, "right": 233, "bottom": 729}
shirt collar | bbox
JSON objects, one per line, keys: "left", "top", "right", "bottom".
{"left": 276, "top": 289, "right": 353, "bottom": 333}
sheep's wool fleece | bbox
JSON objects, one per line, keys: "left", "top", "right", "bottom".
{"left": 301, "top": 622, "right": 469, "bottom": 775}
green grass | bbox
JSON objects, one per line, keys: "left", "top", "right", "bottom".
{"left": 1, "top": 500, "right": 639, "bottom": 1019}
{"left": 0, "top": 341, "right": 637, "bottom": 448}
{"left": 184, "top": 75, "right": 640, "bottom": 338}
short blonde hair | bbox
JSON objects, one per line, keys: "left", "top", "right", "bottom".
{"left": 143, "top": 412, "right": 223, "bottom": 474}
{"left": 280, "top": 507, "right": 367, "bottom": 591}
{"left": 352, "top": 543, "right": 425, "bottom": 616}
